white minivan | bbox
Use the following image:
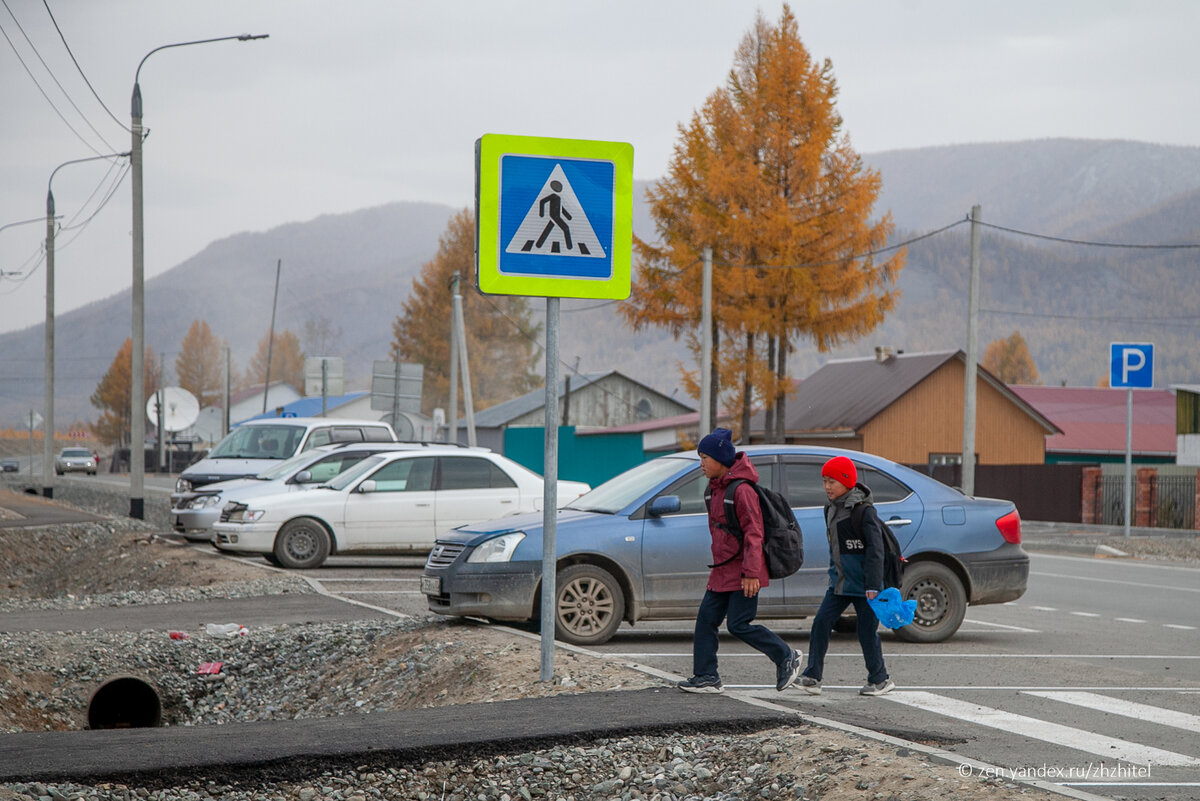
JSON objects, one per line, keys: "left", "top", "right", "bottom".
{"left": 175, "top": 417, "right": 396, "bottom": 496}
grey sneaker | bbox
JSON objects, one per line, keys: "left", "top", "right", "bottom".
{"left": 800, "top": 676, "right": 822, "bottom": 695}
{"left": 678, "top": 675, "right": 724, "bottom": 694}
{"left": 859, "top": 678, "right": 896, "bottom": 696}
{"left": 776, "top": 649, "right": 803, "bottom": 692}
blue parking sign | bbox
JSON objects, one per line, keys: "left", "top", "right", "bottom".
{"left": 1109, "top": 342, "right": 1154, "bottom": 389}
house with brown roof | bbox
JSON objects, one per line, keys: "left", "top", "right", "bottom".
{"left": 748, "top": 349, "right": 1060, "bottom": 467}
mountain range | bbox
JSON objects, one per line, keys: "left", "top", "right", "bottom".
{"left": 2, "top": 137, "right": 1199, "bottom": 426}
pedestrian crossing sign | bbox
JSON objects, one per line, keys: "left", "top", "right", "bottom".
{"left": 476, "top": 133, "right": 633, "bottom": 299}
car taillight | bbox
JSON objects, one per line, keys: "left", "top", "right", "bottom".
{"left": 995, "top": 510, "right": 1021, "bottom": 544}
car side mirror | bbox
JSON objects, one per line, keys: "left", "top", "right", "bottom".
{"left": 648, "top": 495, "right": 681, "bottom": 517}
{"left": 293, "top": 470, "right": 313, "bottom": 484}
{"left": 356, "top": 479, "right": 376, "bottom": 494}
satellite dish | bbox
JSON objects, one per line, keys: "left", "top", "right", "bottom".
{"left": 147, "top": 387, "right": 200, "bottom": 432}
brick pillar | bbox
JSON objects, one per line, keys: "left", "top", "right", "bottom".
{"left": 1135, "top": 467, "right": 1156, "bottom": 528}
{"left": 1081, "top": 467, "right": 1102, "bottom": 524}
{"left": 1194, "top": 469, "right": 1200, "bottom": 530}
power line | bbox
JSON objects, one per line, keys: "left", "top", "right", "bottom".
{"left": 712, "top": 217, "right": 969, "bottom": 270}
{"left": 0, "top": 0, "right": 115, "bottom": 152}
{"left": 981, "top": 307, "right": 1200, "bottom": 328}
{"left": 41, "top": 0, "right": 129, "bottom": 133}
{"left": 977, "top": 220, "right": 1200, "bottom": 249}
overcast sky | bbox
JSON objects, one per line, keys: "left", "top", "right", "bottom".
{"left": 2, "top": 0, "right": 1199, "bottom": 335}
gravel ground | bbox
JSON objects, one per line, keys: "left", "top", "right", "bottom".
{"left": 0, "top": 475, "right": 1149, "bottom": 801}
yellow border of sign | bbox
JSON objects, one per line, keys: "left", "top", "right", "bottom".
{"left": 476, "top": 133, "right": 633, "bottom": 299}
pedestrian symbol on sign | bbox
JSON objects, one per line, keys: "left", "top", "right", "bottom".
{"left": 505, "top": 164, "right": 605, "bottom": 259}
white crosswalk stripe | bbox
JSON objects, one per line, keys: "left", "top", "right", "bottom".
{"left": 885, "top": 691, "right": 1200, "bottom": 767}
{"left": 1022, "top": 691, "right": 1200, "bottom": 733}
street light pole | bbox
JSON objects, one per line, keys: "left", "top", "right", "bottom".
{"left": 129, "top": 33, "right": 268, "bottom": 519}
{"left": 44, "top": 153, "right": 129, "bottom": 498}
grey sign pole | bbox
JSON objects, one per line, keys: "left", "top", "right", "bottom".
{"left": 540, "top": 297, "right": 560, "bottom": 682}
{"left": 1124, "top": 389, "right": 1133, "bottom": 538}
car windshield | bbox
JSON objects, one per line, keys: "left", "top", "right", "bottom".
{"left": 565, "top": 456, "right": 693, "bottom": 514}
{"left": 207, "top": 425, "right": 302, "bottom": 460}
{"left": 61, "top": 449, "right": 91, "bottom": 458}
{"left": 325, "top": 454, "right": 387, "bottom": 490}
{"left": 255, "top": 449, "right": 329, "bottom": 480}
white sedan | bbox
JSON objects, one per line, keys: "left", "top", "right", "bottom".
{"left": 212, "top": 447, "right": 590, "bottom": 569}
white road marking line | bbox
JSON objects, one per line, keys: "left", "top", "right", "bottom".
{"left": 884, "top": 692, "right": 1200, "bottom": 767}
{"left": 962, "top": 618, "right": 1040, "bottom": 632}
{"left": 1063, "top": 783, "right": 1200, "bottom": 788}
{"left": 1031, "top": 606, "right": 1058, "bottom": 611}
{"left": 1114, "top": 617, "right": 1146, "bottom": 623}
{"left": 1034, "top": 553, "right": 1200, "bottom": 573}
{"left": 600, "top": 652, "right": 1200, "bottom": 660}
{"left": 1031, "top": 571, "right": 1200, "bottom": 594}
{"left": 1164, "top": 623, "right": 1197, "bottom": 630}
{"left": 335, "top": 591, "right": 423, "bottom": 596}
{"left": 1070, "top": 611, "right": 1101, "bottom": 617}
{"left": 1023, "top": 691, "right": 1200, "bottom": 733}
{"left": 318, "top": 578, "right": 419, "bottom": 583}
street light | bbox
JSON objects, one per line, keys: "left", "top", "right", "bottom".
{"left": 0, "top": 216, "right": 43, "bottom": 278}
{"left": 44, "top": 153, "right": 130, "bottom": 498}
{"left": 129, "top": 33, "right": 268, "bottom": 519}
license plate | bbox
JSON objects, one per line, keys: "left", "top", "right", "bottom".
{"left": 420, "top": 575, "right": 441, "bottom": 595}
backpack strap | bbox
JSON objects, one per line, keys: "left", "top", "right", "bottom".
{"left": 706, "top": 478, "right": 749, "bottom": 569}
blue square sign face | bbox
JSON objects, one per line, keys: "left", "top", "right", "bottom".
{"left": 1110, "top": 342, "right": 1154, "bottom": 389}
{"left": 497, "top": 155, "right": 615, "bottom": 280}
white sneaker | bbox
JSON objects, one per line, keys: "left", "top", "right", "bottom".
{"left": 859, "top": 678, "right": 895, "bottom": 696}
{"left": 800, "top": 676, "right": 822, "bottom": 695}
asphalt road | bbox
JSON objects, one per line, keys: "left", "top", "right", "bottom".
{"left": 285, "top": 548, "right": 1200, "bottom": 801}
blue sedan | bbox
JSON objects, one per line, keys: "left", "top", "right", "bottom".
{"left": 423, "top": 446, "right": 1027, "bottom": 646}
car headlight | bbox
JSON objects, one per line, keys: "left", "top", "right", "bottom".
{"left": 176, "top": 478, "right": 192, "bottom": 492}
{"left": 187, "top": 495, "right": 223, "bottom": 510}
{"left": 242, "top": 509, "right": 266, "bottom": 522}
{"left": 467, "top": 532, "right": 526, "bottom": 563}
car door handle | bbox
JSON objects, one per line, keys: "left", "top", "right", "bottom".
{"left": 887, "top": 518, "right": 912, "bottom": 526}
{"left": 415, "top": 502, "right": 431, "bottom": 507}
{"left": 500, "top": 499, "right": 513, "bottom": 504}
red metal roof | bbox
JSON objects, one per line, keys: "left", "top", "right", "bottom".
{"left": 1010, "top": 385, "right": 1176, "bottom": 455}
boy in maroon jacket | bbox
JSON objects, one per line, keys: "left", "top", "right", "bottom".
{"left": 677, "top": 428, "right": 802, "bottom": 694}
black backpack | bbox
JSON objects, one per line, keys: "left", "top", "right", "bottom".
{"left": 704, "top": 478, "right": 804, "bottom": 579}
{"left": 850, "top": 501, "right": 905, "bottom": 590}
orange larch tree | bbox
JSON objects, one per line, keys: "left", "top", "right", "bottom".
{"left": 622, "top": 4, "right": 903, "bottom": 440}
{"left": 89, "top": 338, "right": 162, "bottom": 447}
{"left": 983, "top": 331, "right": 1040, "bottom": 385}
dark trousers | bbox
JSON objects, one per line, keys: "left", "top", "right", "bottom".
{"left": 692, "top": 589, "right": 792, "bottom": 679}
{"left": 803, "top": 587, "right": 889, "bottom": 685}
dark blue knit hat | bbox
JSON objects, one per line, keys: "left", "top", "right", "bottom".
{"left": 697, "top": 427, "right": 736, "bottom": 467}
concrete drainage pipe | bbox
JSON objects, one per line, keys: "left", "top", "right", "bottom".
{"left": 87, "top": 675, "right": 162, "bottom": 729}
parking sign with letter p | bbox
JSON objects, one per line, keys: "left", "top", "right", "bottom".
{"left": 1109, "top": 342, "right": 1154, "bottom": 389}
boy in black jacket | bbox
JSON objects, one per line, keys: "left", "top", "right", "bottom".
{"left": 799, "top": 455, "right": 895, "bottom": 696}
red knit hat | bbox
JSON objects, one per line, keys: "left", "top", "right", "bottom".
{"left": 821, "top": 456, "right": 857, "bottom": 490}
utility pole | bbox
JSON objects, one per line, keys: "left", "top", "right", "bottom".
{"left": 700, "top": 246, "right": 712, "bottom": 436}
{"left": 262, "top": 259, "right": 281, "bottom": 414}
{"left": 448, "top": 273, "right": 459, "bottom": 444}
{"left": 961, "top": 205, "right": 982, "bottom": 495}
{"left": 221, "top": 346, "right": 231, "bottom": 438}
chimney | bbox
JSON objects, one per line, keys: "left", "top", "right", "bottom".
{"left": 875, "top": 346, "right": 894, "bottom": 363}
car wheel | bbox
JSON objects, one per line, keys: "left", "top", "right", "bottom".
{"left": 272, "top": 517, "right": 331, "bottom": 569}
{"left": 895, "top": 561, "right": 966, "bottom": 643}
{"left": 553, "top": 564, "right": 625, "bottom": 646}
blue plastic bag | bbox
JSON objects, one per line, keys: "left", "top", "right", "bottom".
{"left": 867, "top": 586, "right": 917, "bottom": 629}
